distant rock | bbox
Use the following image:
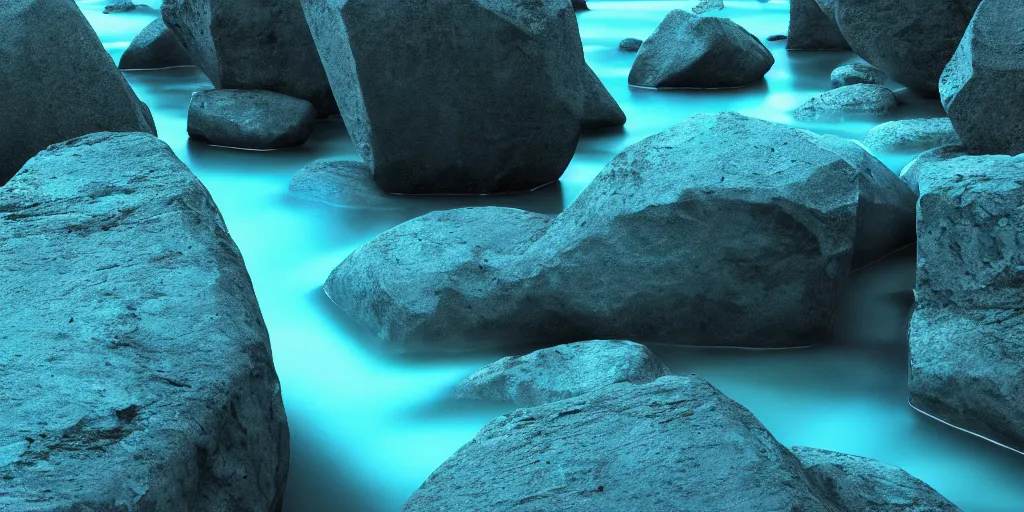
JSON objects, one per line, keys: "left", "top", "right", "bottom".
{"left": 572, "top": 0, "right": 587, "bottom": 10}
{"left": 119, "top": 18, "right": 193, "bottom": 69}
{"left": 103, "top": 0, "right": 137, "bottom": 13}
{"left": 580, "top": 65, "right": 626, "bottom": 130}
{"left": 619, "top": 37, "right": 643, "bottom": 52}
{"left": 289, "top": 160, "right": 407, "bottom": 210}
{"left": 0, "top": 132, "right": 289, "bottom": 510}
{"left": 794, "top": 84, "right": 897, "bottom": 121}
{"left": 187, "top": 89, "right": 316, "bottom": 150}
{"left": 787, "top": 0, "right": 850, "bottom": 50}
{"left": 324, "top": 112, "right": 916, "bottom": 353}
{"left": 940, "top": 0, "right": 1024, "bottom": 155}
{"left": 830, "top": 63, "right": 887, "bottom": 88}
{"left": 629, "top": 10, "right": 773, "bottom": 88}
{"left": 0, "top": 0, "right": 155, "bottom": 185}
{"left": 692, "top": 0, "right": 724, "bottom": 15}
{"left": 865, "top": 118, "right": 961, "bottom": 153}
{"left": 767, "top": 34, "right": 788, "bottom": 42}
{"left": 454, "top": 340, "right": 671, "bottom": 407}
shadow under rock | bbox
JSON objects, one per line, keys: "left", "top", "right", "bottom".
{"left": 282, "top": 418, "right": 382, "bottom": 512}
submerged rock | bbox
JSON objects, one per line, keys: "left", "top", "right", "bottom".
{"left": 619, "top": 37, "right": 643, "bottom": 52}
{"left": 119, "top": 18, "right": 193, "bottom": 69}
{"left": 187, "top": 89, "right": 316, "bottom": 150}
{"left": 454, "top": 340, "right": 671, "bottom": 407}
{"left": 289, "top": 160, "right": 407, "bottom": 210}
{"left": 786, "top": 0, "right": 850, "bottom": 50}
{"left": 794, "top": 84, "right": 897, "bottom": 121}
{"left": 325, "top": 112, "right": 916, "bottom": 353}
{"left": 865, "top": 118, "right": 961, "bottom": 153}
{"left": 830, "top": 63, "right": 887, "bottom": 88}
{"left": 0, "top": 0, "right": 155, "bottom": 185}
{"left": 767, "top": 34, "right": 788, "bottom": 42}
{"left": 629, "top": 10, "right": 773, "bottom": 88}
{"left": 580, "top": 65, "right": 626, "bottom": 130}
{"left": 0, "top": 132, "right": 289, "bottom": 510}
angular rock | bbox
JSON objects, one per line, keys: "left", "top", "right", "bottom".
{"left": 786, "top": 0, "right": 850, "bottom": 50}
{"left": 162, "top": 0, "right": 336, "bottom": 116}
{"left": 629, "top": 10, "right": 773, "bottom": 88}
{"left": 830, "top": 63, "right": 887, "bottom": 88}
{"left": 910, "top": 150, "right": 1024, "bottom": 452}
{"left": 580, "top": 66, "right": 626, "bottom": 130}
{"left": 619, "top": 37, "right": 643, "bottom": 52}
{"left": 103, "top": 0, "right": 138, "bottom": 13}
{"left": 897, "top": 145, "right": 965, "bottom": 195}
{"left": 454, "top": 340, "right": 671, "bottom": 407}
{"left": 289, "top": 159, "right": 407, "bottom": 210}
{"left": 692, "top": 0, "right": 724, "bottom": 15}
{"left": 940, "top": 0, "right": 1024, "bottom": 155}
{"left": 187, "top": 89, "right": 316, "bottom": 149}
{"left": 572, "top": 0, "right": 586, "bottom": 10}
{"left": 119, "top": 18, "right": 193, "bottom": 69}
{"left": 0, "top": 132, "right": 289, "bottom": 510}
{"left": 865, "top": 118, "right": 961, "bottom": 154}
{"left": 325, "top": 112, "right": 917, "bottom": 353}
{"left": 794, "top": 84, "right": 897, "bottom": 121}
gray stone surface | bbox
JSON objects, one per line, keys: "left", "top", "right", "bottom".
{"left": 618, "top": 37, "right": 642, "bottom": 52}
{"left": 289, "top": 159, "right": 407, "bottom": 210}
{"left": 787, "top": 0, "right": 850, "bottom": 50}
{"left": 0, "top": 132, "right": 289, "bottom": 511}
{"left": 865, "top": 118, "right": 961, "bottom": 154}
{"left": 629, "top": 10, "right": 773, "bottom": 88}
{"left": 0, "top": 0, "right": 156, "bottom": 185}
{"left": 580, "top": 65, "right": 626, "bottom": 130}
{"left": 325, "top": 112, "right": 916, "bottom": 353}
{"left": 940, "top": 0, "right": 1024, "bottom": 155}
{"left": 794, "top": 84, "right": 897, "bottom": 121}
{"left": 454, "top": 340, "right": 671, "bottom": 407}
{"left": 830, "top": 63, "right": 888, "bottom": 88}
{"left": 187, "top": 89, "right": 316, "bottom": 149}
{"left": 104, "top": 0, "right": 138, "bottom": 13}
{"left": 119, "top": 18, "right": 193, "bottom": 69}
{"left": 692, "top": 0, "right": 724, "bottom": 15}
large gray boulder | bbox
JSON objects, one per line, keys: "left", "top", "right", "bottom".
{"left": 0, "top": 132, "right": 289, "bottom": 510}
{"left": 910, "top": 149, "right": 1024, "bottom": 453}
{"left": 162, "top": 0, "right": 336, "bottom": 116}
{"left": 580, "top": 65, "right": 626, "bottom": 130}
{"left": 119, "top": 18, "right": 193, "bottom": 69}
{"left": 325, "top": 112, "right": 917, "bottom": 353}
{"left": 865, "top": 118, "right": 961, "bottom": 154}
{"left": 830, "top": 63, "right": 887, "bottom": 88}
{"left": 787, "top": 0, "right": 850, "bottom": 50}
{"left": 187, "top": 89, "right": 316, "bottom": 149}
{"left": 629, "top": 10, "right": 773, "bottom": 88}
{"left": 0, "top": 0, "right": 156, "bottom": 185}
{"left": 299, "top": 0, "right": 585, "bottom": 194}
{"left": 794, "top": 84, "right": 897, "bottom": 121}
{"left": 940, "top": 0, "right": 1024, "bottom": 155}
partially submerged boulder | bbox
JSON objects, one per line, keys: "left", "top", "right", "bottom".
{"left": 580, "top": 65, "right": 626, "bottom": 130}
{"left": 794, "top": 84, "right": 897, "bottom": 121}
{"left": 103, "top": 0, "right": 138, "bottom": 13}
{"left": 0, "top": 132, "right": 289, "bottom": 510}
{"left": 187, "top": 89, "right": 316, "bottom": 149}
{"left": 830, "top": 63, "right": 887, "bottom": 88}
{"left": 619, "top": 38, "right": 643, "bottom": 52}
{"left": 787, "top": 0, "right": 850, "bottom": 50}
{"left": 865, "top": 118, "right": 961, "bottom": 154}
{"left": 289, "top": 160, "right": 408, "bottom": 210}
{"left": 119, "top": 18, "right": 193, "bottom": 69}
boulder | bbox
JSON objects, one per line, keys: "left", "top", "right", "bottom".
{"left": 794, "top": 84, "right": 897, "bottom": 121}
{"left": 324, "top": 112, "right": 917, "bottom": 353}
{"left": 767, "top": 34, "right": 788, "bottom": 42}
{"left": 897, "top": 145, "right": 964, "bottom": 195}
{"left": 572, "top": 0, "right": 586, "bottom": 10}
{"left": 786, "top": 0, "right": 850, "bottom": 50}
{"left": 629, "top": 10, "right": 773, "bottom": 88}
{"left": 0, "top": 132, "right": 289, "bottom": 510}
{"left": 580, "top": 65, "right": 626, "bottom": 130}
{"left": 453, "top": 340, "right": 671, "bottom": 406}
{"left": 830, "top": 62, "right": 887, "bottom": 88}
{"left": 692, "top": 0, "right": 724, "bottom": 15}
{"left": 865, "top": 118, "right": 961, "bottom": 154}
{"left": 161, "top": 0, "right": 337, "bottom": 116}
{"left": 910, "top": 149, "right": 1024, "bottom": 452}
{"left": 619, "top": 37, "right": 643, "bottom": 52}
{"left": 940, "top": 0, "right": 1024, "bottom": 155}
{"left": 119, "top": 18, "right": 193, "bottom": 69}
{"left": 289, "top": 159, "right": 407, "bottom": 209}
{"left": 187, "top": 89, "right": 316, "bottom": 149}
{"left": 103, "top": 0, "right": 137, "bottom": 13}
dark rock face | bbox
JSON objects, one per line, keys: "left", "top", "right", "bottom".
{"left": 830, "top": 63, "right": 887, "bottom": 88}
{"left": 324, "top": 113, "right": 916, "bottom": 353}
{"left": 786, "top": 0, "right": 850, "bottom": 50}
{"left": 865, "top": 118, "right": 961, "bottom": 154}
{"left": 629, "top": 10, "right": 773, "bottom": 88}
{"left": 289, "top": 160, "right": 408, "bottom": 210}
{"left": 618, "top": 37, "right": 643, "bottom": 52}
{"left": 794, "top": 84, "right": 897, "bottom": 121}
{"left": 104, "top": 0, "right": 137, "bottom": 13}
{"left": 580, "top": 65, "right": 626, "bottom": 130}
{"left": 940, "top": 0, "right": 1024, "bottom": 155}
{"left": 910, "top": 150, "right": 1024, "bottom": 453}
{"left": 454, "top": 340, "right": 671, "bottom": 406}
{"left": 0, "top": 0, "right": 156, "bottom": 185}
{"left": 119, "top": 18, "right": 193, "bottom": 69}
{"left": 0, "top": 132, "right": 289, "bottom": 511}
{"left": 187, "top": 89, "right": 316, "bottom": 149}
{"left": 571, "top": 0, "right": 586, "bottom": 10}
{"left": 300, "top": 0, "right": 585, "bottom": 194}
{"left": 162, "top": 0, "right": 337, "bottom": 116}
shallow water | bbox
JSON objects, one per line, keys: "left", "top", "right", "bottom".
{"left": 77, "top": 1, "right": 1024, "bottom": 510}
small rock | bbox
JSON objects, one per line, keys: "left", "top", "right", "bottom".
{"left": 572, "top": 0, "right": 587, "bottom": 10}
{"left": 103, "top": 0, "right": 137, "bottom": 13}
{"left": 864, "top": 118, "right": 961, "bottom": 153}
{"left": 794, "top": 84, "right": 897, "bottom": 121}
{"left": 767, "top": 34, "right": 788, "bottom": 42}
{"left": 580, "top": 65, "right": 626, "bottom": 130}
{"left": 618, "top": 37, "right": 643, "bottom": 52}
{"left": 289, "top": 160, "right": 406, "bottom": 210}
{"left": 786, "top": 0, "right": 850, "bottom": 50}
{"left": 692, "top": 0, "right": 724, "bottom": 15}
{"left": 187, "top": 89, "right": 316, "bottom": 150}
{"left": 830, "top": 62, "right": 888, "bottom": 88}
{"left": 118, "top": 18, "right": 193, "bottom": 69}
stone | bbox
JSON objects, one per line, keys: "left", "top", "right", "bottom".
{"left": 830, "top": 63, "right": 888, "bottom": 88}
{"left": 897, "top": 145, "right": 964, "bottom": 195}
{"left": 0, "top": 0, "right": 156, "bottom": 185}
{"left": 162, "top": 0, "right": 337, "bottom": 116}
{"left": 619, "top": 38, "right": 643, "bottom": 52}
{"left": 324, "top": 112, "right": 917, "bottom": 353}
{"left": 786, "top": 0, "right": 850, "bottom": 50}
{"left": 940, "top": 0, "right": 1024, "bottom": 155}
{"left": 909, "top": 149, "right": 1024, "bottom": 452}
{"left": 865, "top": 118, "right": 961, "bottom": 154}
{"left": 187, "top": 89, "right": 316, "bottom": 150}
{"left": 580, "top": 65, "right": 626, "bottom": 130}
{"left": 0, "top": 132, "right": 289, "bottom": 510}
{"left": 289, "top": 160, "right": 407, "bottom": 210}
{"left": 118, "top": 18, "right": 193, "bottom": 69}
{"left": 571, "top": 0, "right": 586, "bottom": 10}
{"left": 629, "top": 10, "right": 773, "bottom": 88}
{"left": 767, "top": 34, "right": 787, "bottom": 42}
{"left": 103, "top": 0, "right": 137, "bottom": 13}
{"left": 453, "top": 340, "right": 671, "bottom": 407}
{"left": 692, "top": 0, "right": 724, "bottom": 15}
{"left": 300, "top": 0, "right": 585, "bottom": 194}
{"left": 794, "top": 84, "right": 897, "bottom": 121}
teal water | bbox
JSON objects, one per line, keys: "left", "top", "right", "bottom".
{"left": 77, "top": 1, "right": 1024, "bottom": 510}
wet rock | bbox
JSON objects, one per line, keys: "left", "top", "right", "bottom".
{"left": 162, "top": 0, "right": 336, "bottom": 116}
{"left": 289, "top": 160, "right": 406, "bottom": 210}
{"left": 629, "top": 10, "right": 773, "bottom": 88}
{"left": 865, "top": 118, "right": 961, "bottom": 154}
{"left": 324, "top": 112, "right": 916, "bottom": 353}
{"left": 692, "top": 0, "right": 724, "bottom": 15}
{"left": 786, "top": 0, "right": 850, "bottom": 50}
{"left": 103, "top": 0, "right": 138, "bottom": 13}
{"left": 187, "top": 89, "right": 316, "bottom": 150}
{"left": 572, "top": 0, "right": 587, "bottom": 10}
{"left": 580, "top": 65, "right": 626, "bottom": 130}
{"left": 0, "top": 132, "right": 289, "bottom": 510}
{"left": 794, "top": 84, "right": 897, "bottom": 121}
{"left": 940, "top": 0, "right": 1024, "bottom": 155}
{"left": 454, "top": 340, "right": 671, "bottom": 407}
{"left": 0, "top": 0, "right": 156, "bottom": 185}
{"left": 118, "top": 18, "right": 193, "bottom": 69}
{"left": 300, "top": 0, "right": 585, "bottom": 194}
{"left": 830, "top": 63, "right": 887, "bottom": 88}
{"left": 767, "top": 34, "right": 788, "bottom": 42}
{"left": 619, "top": 37, "right": 643, "bottom": 52}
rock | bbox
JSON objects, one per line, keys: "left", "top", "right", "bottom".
{"left": 940, "top": 0, "right": 1024, "bottom": 155}
{"left": 324, "top": 112, "right": 916, "bottom": 353}
{"left": 786, "top": 0, "right": 850, "bottom": 50}
{"left": 162, "top": 0, "right": 337, "bottom": 116}
{"left": 767, "top": 34, "right": 788, "bottom": 42}
{"left": 453, "top": 340, "right": 671, "bottom": 407}
{"left": 402, "top": 376, "right": 956, "bottom": 511}
{"left": 289, "top": 160, "right": 406, "bottom": 209}
{"left": 864, "top": 118, "right": 961, "bottom": 153}
{"left": 187, "top": 89, "right": 316, "bottom": 150}
{"left": 571, "top": 0, "right": 586, "bottom": 10}
{"left": 830, "top": 63, "right": 888, "bottom": 88}
{"left": 103, "top": 0, "right": 137, "bottom": 13}
{"left": 909, "top": 149, "right": 1024, "bottom": 452}
{"left": 618, "top": 37, "right": 643, "bottom": 52}
{"left": 580, "top": 65, "right": 626, "bottom": 130}
{"left": 794, "top": 84, "right": 897, "bottom": 121}
{"left": 628, "top": 10, "right": 774, "bottom": 88}
{"left": 897, "top": 145, "right": 966, "bottom": 196}
{"left": 300, "top": 0, "right": 585, "bottom": 194}
{"left": 0, "top": 132, "right": 289, "bottom": 510}
{"left": 0, "top": 0, "right": 156, "bottom": 185}
{"left": 118, "top": 18, "right": 193, "bottom": 69}
{"left": 692, "top": 0, "right": 724, "bottom": 15}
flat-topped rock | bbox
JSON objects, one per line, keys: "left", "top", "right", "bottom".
{"left": 794, "top": 84, "right": 897, "bottom": 121}
{"left": 187, "top": 89, "right": 316, "bottom": 150}
{"left": 830, "top": 63, "right": 887, "bottom": 88}
{"left": 865, "top": 118, "right": 961, "bottom": 154}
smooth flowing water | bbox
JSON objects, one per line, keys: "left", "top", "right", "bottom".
{"left": 79, "top": 1, "right": 1024, "bottom": 510}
